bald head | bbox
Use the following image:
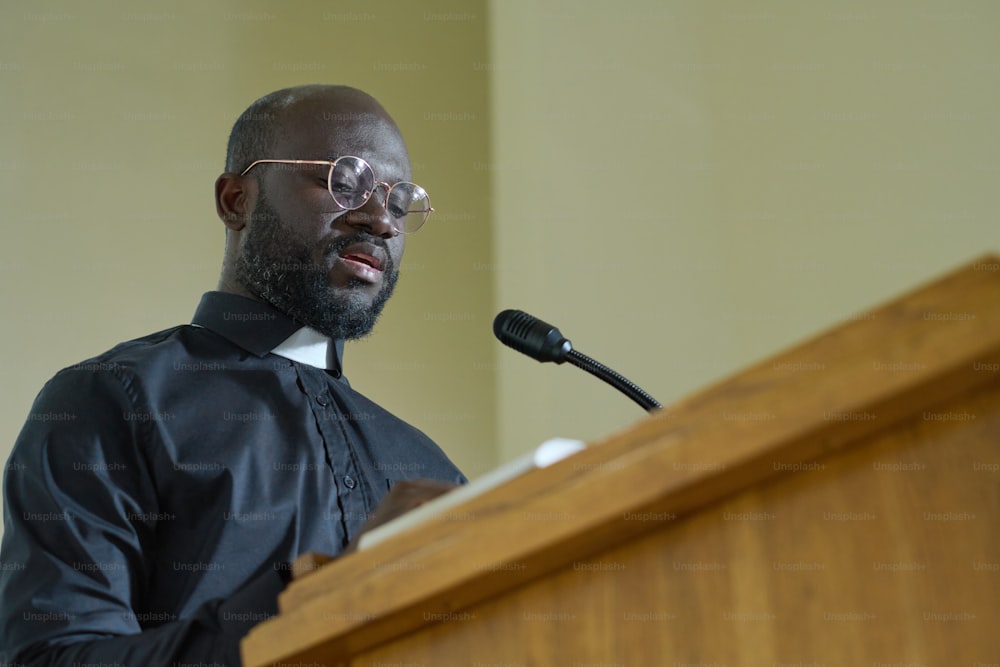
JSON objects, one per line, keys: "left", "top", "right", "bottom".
{"left": 224, "top": 84, "right": 406, "bottom": 174}
{"left": 215, "top": 85, "right": 415, "bottom": 339}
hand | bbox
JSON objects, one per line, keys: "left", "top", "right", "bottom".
{"left": 344, "top": 478, "right": 458, "bottom": 554}
{"left": 289, "top": 479, "right": 459, "bottom": 578}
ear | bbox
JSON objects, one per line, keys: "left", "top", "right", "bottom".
{"left": 215, "top": 172, "right": 256, "bottom": 231}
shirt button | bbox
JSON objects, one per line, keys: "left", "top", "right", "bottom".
{"left": 316, "top": 394, "right": 330, "bottom": 407}
{"left": 344, "top": 475, "right": 356, "bottom": 489}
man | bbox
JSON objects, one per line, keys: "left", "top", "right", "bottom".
{"left": 0, "top": 85, "right": 464, "bottom": 666}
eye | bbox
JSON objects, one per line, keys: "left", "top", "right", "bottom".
{"left": 330, "top": 172, "right": 362, "bottom": 193}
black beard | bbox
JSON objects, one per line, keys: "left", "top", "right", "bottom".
{"left": 235, "top": 193, "right": 399, "bottom": 340}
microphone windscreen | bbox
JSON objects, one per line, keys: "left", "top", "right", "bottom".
{"left": 493, "top": 309, "right": 572, "bottom": 363}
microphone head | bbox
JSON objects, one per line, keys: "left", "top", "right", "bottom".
{"left": 493, "top": 309, "right": 572, "bottom": 364}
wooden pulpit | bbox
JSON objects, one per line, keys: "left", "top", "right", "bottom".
{"left": 243, "top": 256, "right": 1000, "bottom": 666}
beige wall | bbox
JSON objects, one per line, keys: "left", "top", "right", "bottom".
{"left": 0, "top": 0, "right": 496, "bottom": 542}
{"left": 2, "top": 0, "right": 999, "bottom": 538}
{"left": 490, "top": 0, "right": 1000, "bottom": 460}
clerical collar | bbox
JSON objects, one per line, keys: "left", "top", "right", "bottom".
{"left": 191, "top": 291, "right": 345, "bottom": 373}
{"left": 271, "top": 326, "right": 341, "bottom": 370}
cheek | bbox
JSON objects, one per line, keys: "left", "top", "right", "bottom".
{"left": 295, "top": 209, "right": 349, "bottom": 244}
{"left": 280, "top": 187, "right": 343, "bottom": 224}
{"left": 389, "top": 239, "right": 406, "bottom": 267}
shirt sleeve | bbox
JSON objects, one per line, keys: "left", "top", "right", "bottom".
{"left": 0, "top": 365, "right": 287, "bottom": 667}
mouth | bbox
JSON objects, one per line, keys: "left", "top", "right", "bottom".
{"left": 333, "top": 241, "right": 388, "bottom": 284}
{"left": 339, "top": 251, "right": 384, "bottom": 272}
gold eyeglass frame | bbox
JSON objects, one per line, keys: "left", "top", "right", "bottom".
{"left": 240, "top": 156, "right": 434, "bottom": 234}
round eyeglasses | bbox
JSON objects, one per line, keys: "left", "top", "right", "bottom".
{"left": 240, "top": 156, "right": 434, "bottom": 234}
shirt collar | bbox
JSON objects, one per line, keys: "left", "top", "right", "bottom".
{"left": 271, "top": 326, "right": 344, "bottom": 370}
{"left": 191, "top": 291, "right": 345, "bottom": 373}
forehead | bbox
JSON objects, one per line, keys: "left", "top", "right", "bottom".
{"left": 273, "top": 100, "right": 411, "bottom": 182}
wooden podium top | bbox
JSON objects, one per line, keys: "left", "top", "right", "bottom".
{"left": 243, "top": 255, "right": 1000, "bottom": 666}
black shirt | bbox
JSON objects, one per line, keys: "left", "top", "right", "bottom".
{"left": 0, "top": 291, "right": 465, "bottom": 666}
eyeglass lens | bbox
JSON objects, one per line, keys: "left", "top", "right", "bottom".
{"left": 328, "top": 157, "right": 431, "bottom": 233}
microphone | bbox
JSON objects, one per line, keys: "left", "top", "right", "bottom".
{"left": 493, "top": 309, "right": 662, "bottom": 413}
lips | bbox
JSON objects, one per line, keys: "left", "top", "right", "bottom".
{"left": 336, "top": 242, "right": 386, "bottom": 273}
{"left": 340, "top": 252, "right": 383, "bottom": 272}
{"left": 329, "top": 239, "right": 390, "bottom": 285}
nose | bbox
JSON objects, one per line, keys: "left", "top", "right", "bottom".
{"left": 340, "top": 187, "right": 398, "bottom": 239}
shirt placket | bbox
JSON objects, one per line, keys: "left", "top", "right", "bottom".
{"left": 294, "top": 365, "right": 371, "bottom": 548}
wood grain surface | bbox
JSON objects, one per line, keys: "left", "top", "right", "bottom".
{"left": 243, "top": 255, "right": 1000, "bottom": 667}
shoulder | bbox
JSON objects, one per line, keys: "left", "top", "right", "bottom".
{"left": 73, "top": 324, "right": 234, "bottom": 371}
{"left": 45, "top": 324, "right": 238, "bottom": 390}
{"left": 22, "top": 324, "right": 236, "bottom": 434}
